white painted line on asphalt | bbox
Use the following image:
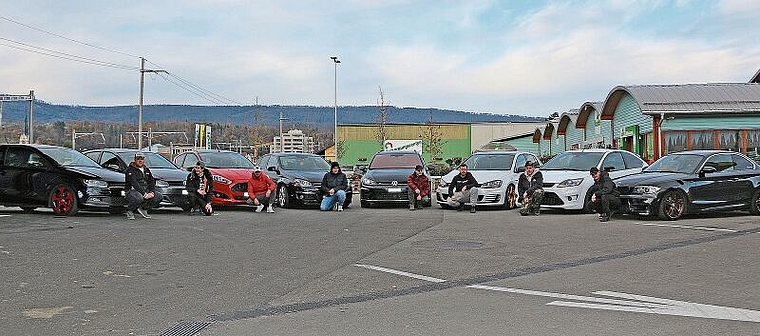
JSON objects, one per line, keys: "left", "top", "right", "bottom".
{"left": 471, "top": 285, "right": 760, "bottom": 323}
{"left": 636, "top": 223, "right": 737, "bottom": 232}
{"left": 354, "top": 264, "right": 446, "bottom": 283}
{"left": 0, "top": 214, "right": 11, "bottom": 217}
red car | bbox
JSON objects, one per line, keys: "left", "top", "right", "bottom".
{"left": 173, "top": 150, "right": 256, "bottom": 206}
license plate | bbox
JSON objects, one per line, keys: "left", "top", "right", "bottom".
{"left": 387, "top": 188, "right": 402, "bottom": 193}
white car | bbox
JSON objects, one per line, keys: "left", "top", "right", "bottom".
{"left": 540, "top": 149, "right": 647, "bottom": 211}
{"left": 436, "top": 151, "right": 541, "bottom": 209}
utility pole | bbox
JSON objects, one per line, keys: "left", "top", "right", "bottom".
{"left": 330, "top": 56, "right": 340, "bottom": 161}
{"left": 138, "top": 57, "right": 166, "bottom": 150}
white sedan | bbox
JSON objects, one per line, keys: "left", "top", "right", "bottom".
{"left": 539, "top": 149, "right": 647, "bottom": 211}
{"left": 436, "top": 151, "right": 541, "bottom": 209}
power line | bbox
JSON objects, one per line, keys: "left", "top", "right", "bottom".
{"left": 1, "top": 15, "right": 140, "bottom": 58}
{"left": 0, "top": 38, "right": 138, "bottom": 71}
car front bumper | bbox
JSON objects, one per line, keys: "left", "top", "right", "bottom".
{"left": 540, "top": 185, "right": 585, "bottom": 210}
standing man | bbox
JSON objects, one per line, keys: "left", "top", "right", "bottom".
{"left": 518, "top": 161, "right": 544, "bottom": 216}
{"left": 320, "top": 162, "right": 348, "bottom": 211}
{"left": 407, "top": 165, "right": 430, "bottom": 211}
{"left": 247, "top": 166, "right": 276, "bottom": 213}
{"left": 587, "top": 167, "right": 621, "bottom": 222}
{"left": 124, "top": 152, "right": 163, "bottom": 220}
{"left": 186, "top": 160, "right": 214, "bottom": 216}
{"left": 446, "top": 163, "right": 479, "bottom": 213}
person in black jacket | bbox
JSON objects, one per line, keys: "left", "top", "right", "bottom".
{"left": 587, "top": 167, "right": 621, "bottom": 222}
{"left": 124, "top": 152, "right": 163, "bottom": 220}
{"left": 320, "top": 162, "right": 348, "bottom": 211}
{"left": 445, "top": 163, "right": 479, "bottom": 213}
{"left": 518, "top": 161, "right": 544, "bottom": 216}
{"left": 186, "top": 161, "right": 214, "bottom": 216}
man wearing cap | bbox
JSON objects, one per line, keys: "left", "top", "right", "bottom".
{"left": 518, "top": 161, "right": 544, "bottom": 216}
{"left": 186, "top": 161, "right": 214, "bottom": 216}
{"left": 407, "top": 165, "right": 430, "bottom": 211}
{"left": 124, "top": 152, "right": 163, "bottom": 220}
{"left": 446, "top": 163, "right": 479, "bottom": 213}
{"left": 587, "top": 167, "right": 621, "bottom": 222}
{"left": 247, "top": 166, "right": 276, "bottom": 213}
{"left": 320, "top": 162, "right": 348, "bottom": 211}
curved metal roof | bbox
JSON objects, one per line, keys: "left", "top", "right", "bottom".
{"left": 752, "top": 69, "right": 760, "bottom": 83}
{"left": 576, "top": 101, "right": 603, "bottom": 128}
{"left": 601, "top": 83, "right": 760, "bottom": 118}
{"left": 557, "top": 109, "right": 579, "bottom": 135}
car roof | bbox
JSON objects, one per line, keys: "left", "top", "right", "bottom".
{"left": 195, "top": 149, "right": 238, "bottom": 153}
{"left": 562, "top": 148, "right": 622, "bottom": 153}
{"left": 669, "top": 150, "right": 735, "bottom": 155}
{"left": 269, "top": 152, "right": 320, "bottom": 157}
{"left": 374, "top": 150, "right": 421, "bottom": 155}
{"left": 470, "top": 151, "right": 521, "bottom": 155}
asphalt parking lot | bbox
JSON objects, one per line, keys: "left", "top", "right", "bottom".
{"left": 1, "top": 198, "right": 759, "bottom": 336}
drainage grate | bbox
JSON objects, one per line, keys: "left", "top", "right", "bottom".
{"left": 160, "top": 321, "right": 214, "bottom": 336}
{"left": 434, "top": 240, "right": 485, "bottom": 250}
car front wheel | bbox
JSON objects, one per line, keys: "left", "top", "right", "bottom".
{"left": 505, "top": 184, "right": 517, "bottom": 209}
{"left": 750, "top": 188, "right": 760, "bottom": 215}
{"left": 277, "top": 185, "right": 290, "bottom": 208}
{"left": 50, "top": 184, "right": 78, "bottom": 216}
{"left": 658, "top": 190, "right": 686, "bottom": 221}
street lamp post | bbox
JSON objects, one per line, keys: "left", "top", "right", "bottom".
{"left": 138, "top": 57, "right": 166, "bottom": 150}
{"left": 330, "top": 56, "right": 340, "bottom": 162}
{"left": 279, "top": 108, "right": 289, "bottom": 153}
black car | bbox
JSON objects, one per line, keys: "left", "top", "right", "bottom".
{"left": 84, "top": 148, "right": 191, "bottom": 211}
{"left": 616, "top": 150, "right": 760, "bottom": 220}
{"left": 0, "top": 144, "right": 126, "bottom": 216}
{"left": 258, "top": 152, "right": 352, "bottom": 208}
{"left": 360, "top": 150, "right": 430, "bottom": 208}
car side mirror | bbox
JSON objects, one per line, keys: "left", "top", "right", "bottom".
{"left": 700, "top": 166, "right": 717, "bottom": 175}
{"left": 267, "top": 166, "right": 279, "bottom": 174}
{"left": 103, "top": 163, "right": 122, "bottom": 171}
{"left": 361, "top": 167, "right": 368, "bottom": 174}
{"left": 516, "top": 166, "right": 525, "bottom": 173}
{"left": 604, "top": 166, "right": 615, "bottom": 172}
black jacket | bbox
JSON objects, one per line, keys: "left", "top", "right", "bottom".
{"left": 518, "top": 170, "right": 543, "bottom": 197}
{"left": 125, "top": 162, "right": 156, "bottom": 194}
{"left": 448, "top": 172, "right": 479, "bottom": 195}
{"left": 588, "top": 171, "right": 619, "bottom": 198}
{"left": 321, "top": 170, "right": 348, "bottom": 193}
{"left": 186, "top": 168, "right": 214, "bottom": 201}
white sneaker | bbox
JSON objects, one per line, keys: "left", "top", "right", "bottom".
{"left": 266, "top": 205, "right": 274, "bottom": 213}
{"left": 136, "top": 208, "right": 151, "bottom": 219}
{"left": 255, "top": 204, "right": 264, "bottom": 213}
{"left": 337, "top": 205, "right": 343, "bottom": 212}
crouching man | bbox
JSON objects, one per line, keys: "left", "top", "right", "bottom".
{"left": 587, "top": 167, "right": 621, "bottom": 222}
{"left": 518, "top": 161, "right": 544, "bottom": 216}
{"left": 446, "top": 163, "right": 479, "bottom": 213}
{"left": 124, "top": 152, "right": 163, "bottom": 220}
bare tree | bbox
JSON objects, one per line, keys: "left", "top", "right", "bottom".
{"left": 374, "top": 86, "right": 389, "bottom": 147}
{"left": 420, "top": 110, "right": 445, "bottom": 165}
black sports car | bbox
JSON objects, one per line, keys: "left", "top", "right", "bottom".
{"left": 615, "top": 150, "right": 760, "bottom": 220}
{"left": 257, "top": 152, "right": 352, "bottom": 208}
{"left": 0, "top": 144, "right": 126, "bottom": 216}
{"left": 360, "top": 150, "right": 431, "bottom": 208}
{"left": 84, "top": 148, "right": 191, "bottom": 211}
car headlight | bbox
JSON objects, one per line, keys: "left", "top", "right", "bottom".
{"left": 155, "top": 180, "right": 170, "bottom": 188}
{"left": 84, "top": 179, "right": 108, "bottom": 188}
{"left": 557, "top": 178, "right": 584, "bottom": 188}
{"left": 212, "top": 175, "right": 232, "bottom": 184}
{"left": 292, "top": 178, "right": 312, "bottom": 187}
{"left": 480, "top": 180, "right": 502, "bottom": 189}
{"left": 632, "top": 186, "right": 661, "bottom": 195}
{"left": 362, "top": 177, "right": 377, "bottom": 186}
{"left": 438, "top": 181, "right": 448, "bottom": 188}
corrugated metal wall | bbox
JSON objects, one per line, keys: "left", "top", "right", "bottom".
{"left": 614, "top": 94, "right": 653, "bottom": 136}
{"left": 661, "top": 115, "right": 760, "bottom": 131}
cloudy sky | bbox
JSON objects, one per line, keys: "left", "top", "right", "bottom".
{"left": 1, "top": 0, "right": 759, "bottom": 117}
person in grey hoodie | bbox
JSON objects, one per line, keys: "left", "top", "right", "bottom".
{"left": 320, "top": 162, "right": 348, "bottom": 211}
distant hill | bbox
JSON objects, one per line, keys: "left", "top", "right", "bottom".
{"left": 0, "top": 101, "right": 543, "bottom": 125}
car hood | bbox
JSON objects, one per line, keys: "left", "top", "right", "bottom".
{"left": 208, "top": 168, "right": 255, "bottom": 181}
{"left": 283, "top": 170, "right": 326, "bottom": 183}
{"left": 540, "top": 170, "right": 588, "bottom": 183}
{"left": 364, "top": 168, "right": 415, "bottom": 182}
{"left": 614, "top": 172, "right": 692, "bottom": 187}
{"left": 65, "top": 166, "right": 125, "bottom": 183}
{"left": 441, "top": 170, "right": 512, "bottom": 183}
{"left": 150, "top": 168, "right": 189, "bottom": 182}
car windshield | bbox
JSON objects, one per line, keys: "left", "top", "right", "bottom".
{"left": 463, "top": 154, "right": 515, "bottom": 170}
{"left": 541, "top": 152, "right": 604, "bottom": 171}
{"left": 201, "top": 152, "right": 255, "bottom": 168}
{"left": 645, "top": 154, "right": 704, "bottom": 174}
{"left": 39, "top": 147, "right": 100, "bottom": 167}
{"left": 369, "top": 153, "right": 423, "bottom": 169}
{"left": 278, "top": 155, "right": 331, "bottom": 171}
{"left": 117, "top": 152, "right": 177, "bottom": 169}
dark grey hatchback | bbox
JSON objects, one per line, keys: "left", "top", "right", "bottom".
{"left": 360, "top": 150, "right": 430, "bottom": 208}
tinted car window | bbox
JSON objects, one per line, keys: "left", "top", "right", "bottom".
{"left": 101, "top": 152, "right": 121, "bottom": 170}
{"left": 85, "top": 151, "right": 101, "bottom": 161}
{"left": 202, "top": 152, "right": 255, "bottom": 168}
{"left": 5, "top": 147, "right": 31, "bottom": 167}
{"left": 369, "top": 153, "right": 423, "bottom": 169}
{"left": 602, "top": 152, "right": 625, "bottom": 171}
{"left": 462, "top": 153, "right": 516, "bottom": 170}
{"left": 732, "top": 154, "right": 756, "bottom": 170}
{"left": 514, "top": 154, "right": 527, "bottom": 171}
{"left": 646, "top": 154, "right": 704, "bottom": 174}
{"left": 622, "top": 151, "right": 644, "bottom": 169}
{"left": 542, "top": 151, "right": 604, "bottom": 171}
{"left": 38, "top": 147, "right": 100, "bottom": 167}
{"left": 704, "top": 154, "right": 734, "bottom": 172}
{"left": 117, "top": 152, "right": 176, "bottom": 169}
{"left": 0, "top": 147, "right": 5, "bottom": 165}
{"left": 279, "top": 155, "right": 330, "bottom": 171}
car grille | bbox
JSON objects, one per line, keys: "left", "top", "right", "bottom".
{"left": 542, "top": 183, "right": 555, "bottom": 188}
{"left": 168, "top": 181, "right": 185, "bottom": 187}
{"left": 363, "top": 189, "right": 408, "bottom": 201}
{"left": 617, "top": 186, "right": 632, "bottom": 195}
{"left": 231, "top": 183, "right": 247, "bottom": 192}
{"left": 541, "top": 192, "right": 564, "bottom": 205}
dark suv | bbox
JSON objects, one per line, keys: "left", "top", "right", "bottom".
{"left": 359, "top": 150, "right": 430, "bottom": 208}
{"left": 258, "top": 152, "right": 352, "bottom": 209}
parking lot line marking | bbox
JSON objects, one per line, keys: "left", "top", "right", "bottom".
{"left": 471, "top": 285, "right": 760, "bottom": 323}
{"left": 354, "top": 264, "right": 446, "bottom": 283}
{"left": 0, "top": 215, "right": 11, "bottom": 218}
{"left": 636, "top": 223, "right": 737, "bottom": 232}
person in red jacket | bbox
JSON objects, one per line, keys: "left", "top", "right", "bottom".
{"left": 407, "top": 165, "right": 430, "bottom": 211}
{"left": 247, "top": 166, "right": 277, "bottom": 213}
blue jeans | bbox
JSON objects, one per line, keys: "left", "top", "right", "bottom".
{"left": 320, "top": 190, "right": 346, "bottom": 211}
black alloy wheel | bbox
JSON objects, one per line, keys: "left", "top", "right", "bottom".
{"left": 658, "top": 190, "right": 686, "bottom": 221}
{"left": 277, "top": 185, "right": 290, "bottom": 208}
